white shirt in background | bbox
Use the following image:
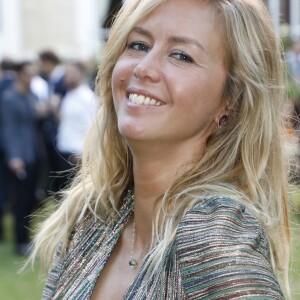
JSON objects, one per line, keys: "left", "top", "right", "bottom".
{"left": 31, "top": 75, "right": 49, "bottom": 102}
{"left": 56, "top": 83, "right": 96, "bottom": 154}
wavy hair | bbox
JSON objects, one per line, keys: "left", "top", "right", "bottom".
{"left": 30, "top": 0, "right": 290, "bottom": 296}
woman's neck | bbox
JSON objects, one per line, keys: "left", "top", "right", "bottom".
{"left": 131, "top": 141, "right": 205, "bottom": 246}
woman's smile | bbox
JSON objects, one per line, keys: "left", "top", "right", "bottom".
{"left": 126, "top": 87, "right": 166, "bottom": 107}
{"left": 128, "top": 93, "right": 163, "bottom": 106}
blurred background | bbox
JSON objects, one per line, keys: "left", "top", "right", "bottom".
{"left": 0, "top": 0, "right": 297, "bottom": 61}
{"left": 0, "top": 0, "right": 300, "bottom": 299}
{"left": 0, "top": 0, "right": 113, "bottom": 60}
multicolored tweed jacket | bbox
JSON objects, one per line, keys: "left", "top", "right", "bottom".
{"left": 42, "top": 194, "right": 284, "bottom": 299}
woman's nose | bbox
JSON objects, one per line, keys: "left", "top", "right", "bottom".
{"left": 133, "top": 52, "right": 161, "bottom": 83}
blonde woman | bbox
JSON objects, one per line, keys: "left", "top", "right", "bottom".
{"left": 31, "top": 0, "right": 290, "bottom": 298}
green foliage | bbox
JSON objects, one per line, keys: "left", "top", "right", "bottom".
{"left": 286, "top": 77, "right": 300, "bottom": 102}
{"left": 282, "top": 35, "right": 293, "bottom": 53}
{"left": 289, "top": 189, "right": 300, "bottom": 299}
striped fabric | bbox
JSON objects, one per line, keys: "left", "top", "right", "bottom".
{"left": 43, "top": 194, "right": 284, "bottom": 299}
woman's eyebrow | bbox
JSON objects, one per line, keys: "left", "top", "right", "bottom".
{"left": 168, "top": 36, "right": 208, "bottom": 54}
{"left": 130, "top": 26, "right": 207, "bottom": 54}
{"left": 131, "top": 26, "right": 153, "bottom": 39}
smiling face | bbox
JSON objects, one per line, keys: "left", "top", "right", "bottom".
{"left": 112, "top": 0, "right": 227, "bottom": 153}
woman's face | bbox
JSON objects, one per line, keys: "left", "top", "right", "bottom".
{"left": 112, "top": 0, "right": 227, "bottom": 149}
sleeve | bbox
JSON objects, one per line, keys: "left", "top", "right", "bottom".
{"left": 176, "top": 196, "right": 284, "bottom": 300}
{"left": 42, "top": 249, "right": 65, "bottom": 300}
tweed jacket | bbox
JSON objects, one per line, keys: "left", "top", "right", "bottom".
{"left": 43, "top": 194, "right": 284, "bottom": 299}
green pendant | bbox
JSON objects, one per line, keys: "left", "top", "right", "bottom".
{"left": 129, "top": 258, "right": 138, "bottom": 268}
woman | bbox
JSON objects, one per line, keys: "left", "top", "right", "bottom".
{"left": 31, "top": 0, "right": 290, "bottom": 298}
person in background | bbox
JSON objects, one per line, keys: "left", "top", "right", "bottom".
{"left": 55, "top": 61, "right": 96, "bottom": 190}
{"left": 30, "top": 0, "right": 290, "bottom": 298}
{"left": 37, "top": 50, "right": 67, "bottom": 194}
{"left": 31, "top": 66, "right": 49, "bottom": 104}
{"left": 0, "top": 59, "right": 15, "bottom": 94}
{"left": 0, "top": 58, "right": 16, "bottom": 241}
{"left": 1, "top": 61, "right": 40, "bottom": 255}
{"left": 38, "top": 50, "right": 66, "bottom": 97}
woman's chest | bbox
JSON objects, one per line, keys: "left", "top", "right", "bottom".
{"left": 48, "top": 210, "right": 183, "bottom": 299}
{"left": 90, "top": 243, "right": 138, "bottom": 300}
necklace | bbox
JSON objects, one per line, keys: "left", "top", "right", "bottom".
{"left": 128, "top": 217, "right": 151, "bottom": 269}
{"left": 129, "top": 218, "right": 138, "bottom": 268}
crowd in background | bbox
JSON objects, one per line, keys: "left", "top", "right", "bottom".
{"left": 0, "top": 0, "right": 122, "bottom": 258}
{"left": 0, "top": 51, "right": 98, "bottom": 255}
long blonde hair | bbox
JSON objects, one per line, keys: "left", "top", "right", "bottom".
{"left": 31, "top": 0, "right": 290, "bottom": 295}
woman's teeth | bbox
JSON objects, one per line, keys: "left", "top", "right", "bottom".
{"left": 128, "top": 93, "right": 162, "bottom": 106}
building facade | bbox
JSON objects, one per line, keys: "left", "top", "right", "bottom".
{"left": 0, "top": 0, "right": 108, "bottom": 60}
{"left": 265, "top": 0, "right": 300, "bottom": 40}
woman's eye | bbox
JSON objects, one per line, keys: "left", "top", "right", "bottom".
{"left": 172, "top": 51, "right": 194, "bottom": 63}
{"left": 127, "top": 41, "right": 150, "bottom": 52}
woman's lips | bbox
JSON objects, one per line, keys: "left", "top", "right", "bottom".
{"left": 128, "top": 93, "right": 163, "bottom": 106}
{"left": 126, "top": 88, "right": 165, "bottom": 106}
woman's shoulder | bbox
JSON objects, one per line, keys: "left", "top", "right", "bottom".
{"left": 176, "top": 195, "right": 268, "bottom": 252}
{"left": 178, "top": 195, "right": 263, "bottom": 234}
{"left": 175, "top": 195, "right": 283, "bottom": 299}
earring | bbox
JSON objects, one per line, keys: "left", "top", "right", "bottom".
{"left": 218, "top": 115, "right": 228, "bottom": 126}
